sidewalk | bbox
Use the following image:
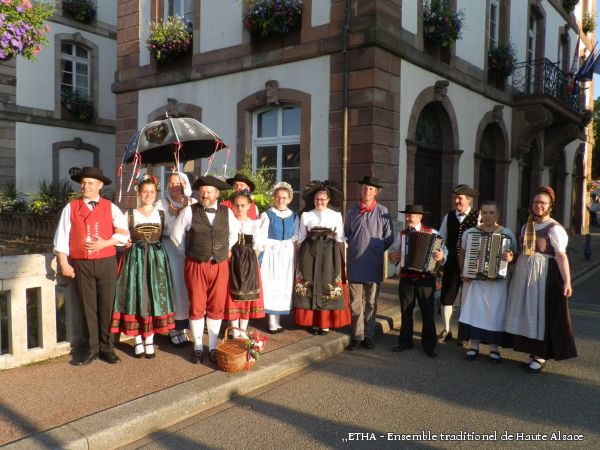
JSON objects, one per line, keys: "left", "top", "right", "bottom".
{"left": 2, "top": 232, "right": 599, "bottom": 449}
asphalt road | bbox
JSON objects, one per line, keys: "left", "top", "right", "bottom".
{"left": 123, "top": 274, "right": 600, "bottom": 450}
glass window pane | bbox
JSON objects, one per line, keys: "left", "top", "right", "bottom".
{"left": 75, "top": 46, "right": 88, "bottom": 59}
{"left": 62, "top": 59, "right": 73, "bottom": 72}
{"left": 61, "top": 73, "right": 73, "bottom": 86}
{"left": 262, "top": 169, "right": 277, "bottom": 185}
{"left": 282, "top": 107, "right": 300, "bottom": 136}
{"left": 257, "top": 109, "right": 277, "bottom": 138}
{"left": 76, "top": 62, "right": 88, "bottom": 76}
{"left": 256, "top": 146, "right": 277, "bottom": 169}
{"left": 61, "top": 43, "right": 72, "bottom": 55}
{"left": 282, "top": 144, "right": 300, "bottom": 168}
{"left": 281, "top": 168, "right": 300, "bottom": 192}
{"left": 76, "top": 74, "right": 88, "bottom": 88}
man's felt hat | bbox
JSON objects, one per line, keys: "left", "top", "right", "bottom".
{"left": 71, "top": 166, "right": 112, "bottom": 185}
{"left": 399, "top": 204, "right": 428, "bottom": 214}
{"left": 358, "top": 175, "right": 383, "bottom": 189}
{"left": 225, "top": 173, "right": 256, "bottom": 192}
{"left": 452, "top": 184, "right": 479, "bottom": 197}
{"left": 191, "top": 175, "right": 231, "bottom": 191}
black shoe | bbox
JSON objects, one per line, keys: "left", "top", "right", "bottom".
{"left": 310, "top": 327, "right": 319, "bottom": 335}
{"left": 362, "top": 339, "right": 375, "bottom": 350}
{"left": 268, "top": 329, "right": 279, "bottom": 335}
{"left": 391, "top": 344, "right": 412, "bottom": 352}
{"left": 347, "top": 340, "right": 361, "bottom": 351}
{"left": 318, "top": 329, "right": 329, "bottom": 336}
{"left": 76, "top": 352, "right": 98, "bottom": 366}
{"left": 276, "top": 327, "right": 285, "bottom": 333}
{"left": 437, "top": 330, "right": 452, "bottom": 343}
{"left": 99, "top": 352, "right": 121, "bottom": 364}
{"left": 425, "top": 349, "right": 438, "bottom": 358}
{"left": 191, "top": 349, "right": 204, "bottom": 364}
{"left": 209, "top": 349, "right": 218, "bottom": 364}
{"left": 464, "top": 349, "right": 479, "bottom": 361}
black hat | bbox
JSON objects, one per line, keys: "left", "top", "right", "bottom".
{"left": 399, "top": 204, "right": 428, "bottom": 214}
{"left": 71, "top": 166, "right": 112, "bottom": 185}
{"left": 191, "top": 175, "right": 231, "bottom": 191}
{"left": 301, "top": 180, "right": 343, "bottom": 210}
{"left": 358, "top": 175, "right": 382, "bottom": 189}
{"left": 452, "top": 184, "right": 479, "bottom": 197}
{"left": 226, "top": 173, "right": 256, "bottom": 192}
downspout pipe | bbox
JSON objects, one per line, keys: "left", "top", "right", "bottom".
{"left": 341, "top": 0, "right": 351, "bottom": 216}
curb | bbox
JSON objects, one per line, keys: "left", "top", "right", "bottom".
{"left": 5, "top": 308, "right": 401, "bottom": 450}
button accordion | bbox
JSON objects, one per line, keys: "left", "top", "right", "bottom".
{"left": 400, "top": 231, "right": 444, "bottom": 274}
{"left": 462, "top": 231, "right": 511, "bottom": 280}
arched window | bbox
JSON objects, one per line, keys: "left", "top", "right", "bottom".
{"left": 60, "top": 42, "right": 90, "bottom": 97}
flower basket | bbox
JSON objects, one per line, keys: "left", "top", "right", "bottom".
{"left": 582, "top": 12, "right": 595, "bottom": 34}
{"left": 244, "top": 0, "right": 303, "bottom": 39}
{"left": 0, "top": 0, "right": 54, "bottom": 62}
{"left": 146, "top": 16, "right": 192, "bottom": 63}
{"left": 61, "top": 89, "right": 95, "bottom": 122}
{"left": 62, "top": 0, "right": 96, "bottom": 24}
{"left": 217, "top": 327, "right": 267, "bottom": 373}
{"left": 563, "top": 0, "right": 579, "bottom": 14}
{"left": 423, "top": 0, "right": 464, "bottom": 49}
{"left": 488, "top": 41, "right": 516, "bottom": 78}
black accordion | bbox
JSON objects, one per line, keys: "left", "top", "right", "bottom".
{"left": 400, "top": 231, "right": 444, "bottom": 274}
{"left": 462, "top": 231, "right": 511, "bottom": 280}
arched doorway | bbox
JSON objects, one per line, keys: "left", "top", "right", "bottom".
{"left": 477, "top": 125, "right": 498, "bottom": 203}
{"left": 550, "top": 148, "right": 567, "bottom": 223}
{"left": 414, "top": 104, "right": 444, "bottom": 227}
{"left": 518, "top": 142, "right": 542, "bottom": 229}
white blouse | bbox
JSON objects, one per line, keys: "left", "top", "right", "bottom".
{"left": 297, "top": 208, "right": 345, "bottom": 244}
{"left": 232, "top": 217, "right": 264, "bottom": 251}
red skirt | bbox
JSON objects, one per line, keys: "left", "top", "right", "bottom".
{"left": 223, "top": 267, "right": 265, "bottom": 321}
{"left": 110, "top": 312, "right": 175, "bottom": 337}
{"left": 294, "top": 283, "right": 351, "bottom": 329}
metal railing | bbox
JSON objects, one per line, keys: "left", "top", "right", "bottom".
{"left": 512, "top": 58, "right": 582, "bottom": 114}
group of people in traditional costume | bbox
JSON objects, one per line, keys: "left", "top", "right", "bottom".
{"left": 54, "top": 165, "right": 576, "bottom": 374}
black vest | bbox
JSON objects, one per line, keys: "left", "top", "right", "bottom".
{"left": 446, "top": 208, "right": 479, "bottom": 262}
{"left": 185, "top": 204, "right": 230, "bottom": 263}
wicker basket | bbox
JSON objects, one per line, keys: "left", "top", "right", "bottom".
{"left": 216, "top": 327, "right": 256, "bottom": 373}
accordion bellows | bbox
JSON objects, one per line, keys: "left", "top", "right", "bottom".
{"left": 401, "top": 231, "right": 444, "bottom": 274}
{"left": 462, "top": 232, "right": 511, "bottom": 280}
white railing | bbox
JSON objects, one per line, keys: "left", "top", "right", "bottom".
{"left": 0, "top": 254, "right": 86, "bottom": 370}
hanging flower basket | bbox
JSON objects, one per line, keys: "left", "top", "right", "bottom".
{"left": 244, "top": 0, "right": 303, "bottom": 39}
{"left": 62, "top": 0, "right": 96, "bottom": 24}
{"left": 0, "top": 0, "right": 55, "bottom": 62}
{"left": 146, "top": 16, "right": 192, "bottom": 63}
{"left": 61, "top": 89, "right": 95, "bottom": 122}
{"left": 582, "top": 12, "right": 595, "bottom": 34}
{"left": 488, "top": 41, "right": 516, "bottom": 78}
{"left": 563, "top": 0, "right": 579, "bottom": 14}
{"left": 423, "top": 0, "right": 464, "bottom": 49}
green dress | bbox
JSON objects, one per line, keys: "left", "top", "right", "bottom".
{"left": 110, "top": 209, "right": 175, "bottom": 336}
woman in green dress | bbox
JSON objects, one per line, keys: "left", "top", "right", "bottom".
{"left": 110, "top": 175, "right": 176, "bottom": 358}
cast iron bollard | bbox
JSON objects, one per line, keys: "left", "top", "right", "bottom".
{"left": 584, "top": 234, "right": 592, "bottom": 260}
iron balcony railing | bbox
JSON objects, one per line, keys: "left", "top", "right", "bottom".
{"left": 512, "top": 58, "right": 582, "bottom": 115}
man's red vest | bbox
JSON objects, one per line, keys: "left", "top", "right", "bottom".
{"left": 68, "top": 198, "right": 116, "bottom": 260}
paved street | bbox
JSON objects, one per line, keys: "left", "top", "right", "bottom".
{"left": 124, "top": 273, "right": 600, "bottom": 450}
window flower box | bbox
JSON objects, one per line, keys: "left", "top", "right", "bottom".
{"left": 62, "top": 0, "right": 96, "bottom": 24}
{"left": 61, "top": 89, "right": 95, "bottom": 122}
{"left": 563, "top": 0, "right": 579, "bottom": 14}
{"left": 244, "top": 0, "right": 302, "bottom": 39}
{"left": 146, "top": 16, "right": 192, "bottom": 63}
{"left": 423, "top": 0, "right": 464, "bottom": 49}
{"left": 488, "top": 41, "right": 516, "bottom": 78}
{"left": 0, "top": 0, "right": 54, "bottom": 61}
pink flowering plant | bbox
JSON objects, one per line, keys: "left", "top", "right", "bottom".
{"left": 245, "top": 330, "right": 267, "bottom": 362}
{"left": 146, "top": 16, "right": 192, "bottom": 63}
{"left": 244, "top": 0, "right": 302, "bottom": 38}
{"left": 0, "top": 0, "right": 54, "bottom": 61}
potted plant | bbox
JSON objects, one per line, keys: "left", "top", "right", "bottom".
{"left": 563, "top": 0, "right": 579, "bottom": 14}
{"left": 488, "top": 41, "right": 517, "bottom": 78}
{"left": 146, "top": 16, "right": 192, "bottom": 63}
{"left": 28, "top": 180, "right": 75, "bottom": 215}
{"left": 582, "top": 12, "right": 595, "bottom": 34}
{"left": 61, "top": 89, "right": 95, "bottom": 122}
{"left": 62, "top": 0, "right": 96, "bottom": 24}
{"left": 244, "top": 0, "right": 303, "bottom": 38}
{"left": 423, "top": 0, "right": 464, "bottom": 49}
{"left": 0, "top": 0, "right": 54, "bottom": 61}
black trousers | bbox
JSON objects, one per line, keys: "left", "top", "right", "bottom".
{"left": 398, "top": 278, "right": 437, "bottom": 352}
{"left": 440, "top": 258, "right": 461, "bottom": 306}
{"left": 73, "top": 257, "right": 117, "bottom": 354}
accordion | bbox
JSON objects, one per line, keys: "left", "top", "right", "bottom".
{"left": 400, "top": 231, "right": 444, "bottom": 274}
{"left": 462, "top": 231, "right": 512, "bottom": 280}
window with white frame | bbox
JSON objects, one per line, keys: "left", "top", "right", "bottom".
{"left": 252, "top": 106, "right": 301, "bottom": 210}
{"left": 60, "top": 42, "right": 90, "bottom": 97}
{"left": 489, "top": 0, "right": 499, "bottom": 48}
{"left": 166, "top": 0, "right": 194, "bottom": 23}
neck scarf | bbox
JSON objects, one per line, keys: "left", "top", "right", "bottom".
{"left": 359, "top": 200, "right": 377, "bottom": 215}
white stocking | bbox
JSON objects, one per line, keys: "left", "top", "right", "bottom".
{"left": 442, "top": 305, "right": 453, "bottom": 332}
{"left": 268, "top": 314, "right": 278, "bottom": 331}
{"left": 206, "top": 318, "right": 222, "bottom": 350}
{"left": 239, "top": 319, "right": 249, "bottom": 332}
{"left": 190, "top": 317, "right": 205, "bottom": 351}
{"left": 230, "top": 319, "right": 240, "bottom": 338}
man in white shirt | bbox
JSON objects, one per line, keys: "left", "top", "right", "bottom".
{"left": 53, "top": 167, "right": 129, "bottom": 365}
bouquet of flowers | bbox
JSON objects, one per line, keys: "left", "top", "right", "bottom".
{"left": 146, "top": 16, "right": 192, "bottom": 63}
{"left": 246, "top": 330, "right": 267, "bottom": 362}
{"left": 0, "top": 0, "right": 54, "bottom": 61}
{"left": 244, "top": 0, "right": 302, "bottom": 38}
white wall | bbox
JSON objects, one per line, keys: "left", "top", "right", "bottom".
{"left": 312, "top": 0, "right": 331, "bottom": 27}
{"left": 200, "top": 0, "right": 243, "bottom": 53}
{"left": 139, "top": 3, "right": 152, "bottom": 67}
{"left": 455, "top": 0, "right": 486, "bottom": 69}
{"left": 544, "top": 4, "right": 565, "bottom": 64}
{"left": 510, "top": 0, "right": 529, "bottom": 63}
{"left": 15, "top": 123, "right": 115, "bottom": 194}
{"left": 16, "top": 22, "right": 116, "bottom": 120}
{"left": 402, "top": 0, "right": 418, "bottom": 35}
{"left": 137, "top": 56, "right": 331, "bottom": 181}
{"left": 96, "top": 0, "right": 117, "bottom": 26}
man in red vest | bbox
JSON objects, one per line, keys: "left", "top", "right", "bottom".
{"left": 54, "top": 167, "right": 129, "bottom": 365}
